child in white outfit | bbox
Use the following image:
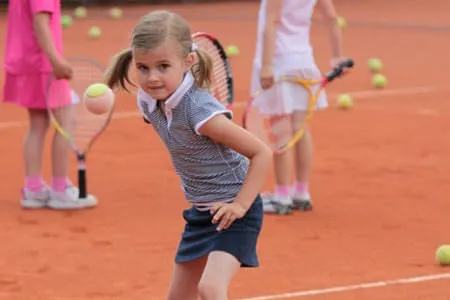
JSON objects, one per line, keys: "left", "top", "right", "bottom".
{"left": 251, "top": 0, "right": 346, "bottom": 214}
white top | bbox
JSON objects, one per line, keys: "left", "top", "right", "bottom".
{"left": 253, "top": 0, "right": 318, "bottom": 70}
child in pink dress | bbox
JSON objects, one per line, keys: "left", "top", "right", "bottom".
{"left": 2, "top": 0, "right": 97, "bottom": 209}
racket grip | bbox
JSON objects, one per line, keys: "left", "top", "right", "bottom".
{"left": 325, "top": 58, "right": 354, "bottom": 82}
{"left": 78, "top": 154, "right": 87, "bottom": 199}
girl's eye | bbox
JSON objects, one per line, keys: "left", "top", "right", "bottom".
{"left": 158, "top": 64, "right": 170, "bottom": 71}
{"left": 137, "top": 65, "right": 148, "bottom": 71}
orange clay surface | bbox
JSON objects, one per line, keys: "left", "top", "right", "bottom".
{"left": 1, "top": 0, "right": 450, "bottom": 299}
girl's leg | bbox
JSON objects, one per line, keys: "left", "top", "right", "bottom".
{"left": 49, "top": 105, "right": 74, "bottom": 191}
{"left": 198, "top": 251, "right": 240, "bottom": 300}
{"left": 24, "top": 109, "right": 50, "bottom": 180}
{"left": 22, "top": 109, "right": 50, "bottom": 208}
{"left": 291, "top": 111, "right": 313, "bottom": 210}
{"left": 263, "top": 115, "right": 292, "bottom": 214}
{"left": 167, "top": 257, "right": 207, "bottom": 300}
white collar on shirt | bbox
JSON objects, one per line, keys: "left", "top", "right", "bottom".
{"left": 140, "top": 72, "right": 195, "bottom": 117}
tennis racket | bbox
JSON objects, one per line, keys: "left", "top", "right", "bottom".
{"left": 45, "top": 57, "right": 115, "bottom": 199}
{"left": 243, "top": 59, "right": 354, "bottom": 155}
{"left": 192, "top": 32, "right": 234, "bottom": 109}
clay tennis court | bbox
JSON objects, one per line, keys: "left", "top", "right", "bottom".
{"left": 0, "top": 0, "right": 449, "bottom": 299}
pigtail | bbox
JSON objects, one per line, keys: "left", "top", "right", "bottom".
{"left": 191, "top": 48, "right": 213, "bottom": 90}
{"left": 104, "top": 48, "right": 135, "bottom": 93}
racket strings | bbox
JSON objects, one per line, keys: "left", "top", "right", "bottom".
{"left": 193, "top": 37, "right": 230, "bottom": 105}
{"left": 246, "top": 79, "right": 318, "bottom": 152}
{"left": 69, "top": 62, "right": 112, "bottom": 152}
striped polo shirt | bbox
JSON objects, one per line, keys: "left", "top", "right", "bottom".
{"left": 137, "top": 72, "right": 249, "bottom": 205}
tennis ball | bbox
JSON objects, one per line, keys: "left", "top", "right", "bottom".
{"left": 61, "top": 15, "right": 72, "bottom": 28}
{"left": 337, "top": 16, "right": 347, "bottom": 28}
{"left": 110, "top": 7, "right": 123, "bottom": 19}
{"left": 372, "top": 74, "right": 388, "bottom": 89}
{"left": 435, "top": 245, "right": 450, "bottom": 266}
{"left": 84, "top": 83, "right": 115, "bottom": 115}
{"left": 74, "top": 6, "right": 87, "bottom": 18}
{"left": 368, "top": 58, "right": 383, "bottom": 73}
{"left": 337, "top": 94, "right": 353, "bottom": 110}
{"left": 225, "top": 45, "right": 240, "bottom": 57}
{"left": 88, "top": 26, "right": 102, "bottom": 39}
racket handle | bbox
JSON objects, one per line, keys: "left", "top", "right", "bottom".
{"left": 78, "top": 154, "right": 87, "bottom": 199}
{"left": 325, "top": 58, "right": 354, "bottom": 82}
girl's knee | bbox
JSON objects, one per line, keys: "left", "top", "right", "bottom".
{"left": 197, "top": 279, "right": 227, "bottom": 300}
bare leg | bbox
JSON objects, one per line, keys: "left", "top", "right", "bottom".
{"left": 292, "top": 111, "right": 313, "bottom": 210}
{"left": 198, "top": 251, "right": 240, "bottom": 300}
{"left": 50, "top": 105, "right": 74, "bottom": 179}
{"left": 167, "top": 257, "right": 207, "bottom": 300}
{"left": 24, "top": 109, "right": 50, "bottom": 177}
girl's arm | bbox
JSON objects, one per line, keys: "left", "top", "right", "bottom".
{"left": 33, "top": 12, "right": 72, "bottom": 79}
{"left": 317, "top": 0, "right": 344, "bottom": 64}
{"left": 199, "top": 115, "right": 272, "bottom": 212}
{"left": 33, "top": 13, "right": 61, "bottom": 66}
{"left": 260, "top": 0, "right": 283, "bottom": 89}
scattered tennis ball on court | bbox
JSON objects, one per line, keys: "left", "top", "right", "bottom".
{"left": 336, "top": 94, "right": 353, "bottom": 110}
{"left": 372, "top": 74, "right": 388, "bottom": 89}
{"left": 110, "top": 7, "right": 123, "bottom": 19}
{"left": 61, "top": 15, "right": 73, "bottom": 28}
{"left": 74, "top": 6, "right": 87, "bottom": 18}
{"left": 337, "top": 16, "right": 347, "bottom": 28}
{"left": 88, "top": 26, "right": 102, "bottom": 39}
{"left": 84, "top": 83, "right": 115, "bottom": 115}
{"left": 225, "top": 45, "right": 240, "bottom": 57}
{"left": 435, "top": 245, "right": 450, "bottom": 266}
{"left": 368, "top": 58, "right": 383, "bottom": 73}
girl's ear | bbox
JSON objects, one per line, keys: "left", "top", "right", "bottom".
{"left": 185, "top": 52, "right": 196, "bottom": 70}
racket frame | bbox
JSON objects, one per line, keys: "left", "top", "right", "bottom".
{"left": 192, "top": 31, "right": 234, "bottom": 109}
{"left": 243, "top": 59, "right": 354, "bottom": 155}
{"left": 45, "top": 57, "right": 114, "bottom": 199}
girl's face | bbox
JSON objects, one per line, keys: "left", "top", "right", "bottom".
{"left": 133, "top": 39, "right": 194, "bottom": 100}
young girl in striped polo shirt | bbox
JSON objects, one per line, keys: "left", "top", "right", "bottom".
{"left": 105, "top": 10, "right": 272, "bottom": 300}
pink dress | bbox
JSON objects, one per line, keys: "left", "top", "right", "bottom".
{"left": 2, "top": 0, "right": 71, "bottom": 109}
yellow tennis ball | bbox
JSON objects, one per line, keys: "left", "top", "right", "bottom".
{"left": 337, "top": 16, "right": 347, "bottom": 28}
{"left": 336, "top": 94, "right": 353, "bottom": 110}
{"left": 368, "top": 58, "right": 383, "bottom": 73}
{"left": 84, "top": 83, "right": 115, "bottom": 115}
{"left": 435, "top": 245, "right": 450, "bottom": 266}
{"left": 372, "top": 74, "right": 388, "bottom": 89}
{"left": 225, "top": 45, "right": 240, "bottom": 57}
{"left": 74, "top": 6, "right": 87, "bottom": 18}
{"left": 88, "top": 26, "right": 101, "bottom": 39}
{"left": 110, "top": 7, "right": 123, "bottom": 19}
{"left": 61, "top": 15, "right": 72, "bottom": 28}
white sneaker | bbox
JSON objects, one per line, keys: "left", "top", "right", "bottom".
{"left": 261, "top": 192, "right": 292, "bottom": 215}
{"left": 47, "top": 186, "right": 98, "bottom": 210}
{"left": 292, "top": 191, "right": 313, "bottom": 211}
{"left": 21, "top": 186, "right": 50, "bottom": 209}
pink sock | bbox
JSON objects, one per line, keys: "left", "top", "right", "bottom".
{"left": 25, "top": 176, "right": 44, "bottom": 193}
{"left": 293, "top": 181, "right": 308, "bottom": 195}
{"left": 275, "top": 185, "right": 291, "bottom": 198}
{"left": 51, "top": 177, "right": 68, "bottom": 193}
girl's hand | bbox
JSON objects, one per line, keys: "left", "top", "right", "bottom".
{"left": 52, "top": 58, "right": 73, "bottom": 80}
{"left": 260, "top": 65, "right": 274, "bottom": 90}
{"left": 210, "top": 202, "right": 247, "bottom": 231}
{"left": 330, "top": 57, "right": 351, "bottom": 73}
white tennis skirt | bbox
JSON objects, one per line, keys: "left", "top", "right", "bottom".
{"left": 250, "top": 60, "right": 328, "bottom": 116}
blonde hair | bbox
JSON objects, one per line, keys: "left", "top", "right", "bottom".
{"left": 104, "top": 10, "right": 213, "bottom": 93}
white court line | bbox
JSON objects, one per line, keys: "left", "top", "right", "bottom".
{"left": 0, "top": 86, "right": 443, "bottom": 131}
{"left": 236, "top": 272, "right": 450, "bottom": 300}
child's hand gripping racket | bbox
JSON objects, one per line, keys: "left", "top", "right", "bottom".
{"left": 45, "top": 57, "right": 115, "bottom": 199}
{"left": 243, "top": 59, "right": 354, "bottom": 155}
{"left": 192, "top": 32, "right": 234, "bottom": 109}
